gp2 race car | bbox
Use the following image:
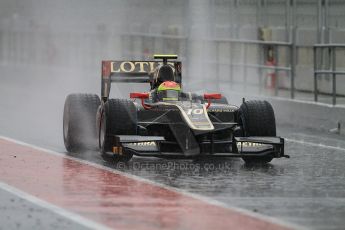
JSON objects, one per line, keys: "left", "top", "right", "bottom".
{"left": 63, "top": 54, "right": 288, "bottom": 164}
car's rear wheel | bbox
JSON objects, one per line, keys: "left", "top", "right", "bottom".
{"left": 238, "top": 100, "right": 276, "bottom": 164}
{"left": 99, "top": 99, "right": 137, "bottom": 162}
{"left": 63, "top": 93, "right": 100, "bottom": 152}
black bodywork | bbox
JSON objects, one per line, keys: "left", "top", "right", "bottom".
{"left": 117, "top": 101, "right": 285, "bottom": 159}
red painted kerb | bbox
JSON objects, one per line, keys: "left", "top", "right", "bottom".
{"left": 0, "top": 138, "right": 292, "bottom": 230}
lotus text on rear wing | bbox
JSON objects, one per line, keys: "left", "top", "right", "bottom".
{"left": 110, "top": 61, "right": 176, "bottom": 73}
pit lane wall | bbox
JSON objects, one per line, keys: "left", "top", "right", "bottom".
{"left": 224, "top": 92, "right": 345, "bottom": 136}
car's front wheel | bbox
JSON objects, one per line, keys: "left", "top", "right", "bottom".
{"left": 238, "top": 100, "right": 276, "bottom": 164}
{"left": 98, "top": 99, "right": 137, "bottom": 163}
{"left": 63, "top": 93, "right": 100, "bottom": 152}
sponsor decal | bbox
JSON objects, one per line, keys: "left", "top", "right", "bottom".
{"left": 110, "top": 61, "right": 176, "bottom": 73}
{"left": 208, "top": 108, "right": 235, "bottom": 112}
{"left": 236, "top": 142, "right": 265, "bottom": 148}
{"left": 127, "top": 141, "right": 157, "bottom": 147}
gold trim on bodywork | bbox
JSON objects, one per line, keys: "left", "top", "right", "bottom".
{"left": 158, "top": 102, "right": 214, "bottom": 131}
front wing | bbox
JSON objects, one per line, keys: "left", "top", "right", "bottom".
{"left": 109, "top": 135, "right": 288, "bottom": 159}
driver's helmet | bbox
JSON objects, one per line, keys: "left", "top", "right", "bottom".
{"left": 151, "top": 64, "right": 175, "bottom": 89}
{"left": 157, "top": 81, "right": 181, "bottom": 101}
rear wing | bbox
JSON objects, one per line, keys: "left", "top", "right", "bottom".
{"left": 101, "top": 60, "right": 182, "bottom": 100}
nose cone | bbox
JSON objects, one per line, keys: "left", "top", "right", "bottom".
{"left": 176, "top": 103, "right": 214, "bottom": 131}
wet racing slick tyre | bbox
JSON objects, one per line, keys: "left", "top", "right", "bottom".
{"left": 63, "top": 93, "right": 101, "bottom": 152}
{"left": 239, "top": 100, "right": 276, "bottom": 164}
{"left": 99, "top": 99, "right": 137, "bottom": 163}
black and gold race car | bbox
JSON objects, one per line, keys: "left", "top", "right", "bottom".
{"left": 63, "top": 55, "right": 288, "bottom": 164}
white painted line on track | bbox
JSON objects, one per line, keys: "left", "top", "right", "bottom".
{"left": 223, "top": 90, "right": 345, "bottom": 109}
{"left": 286, "top": 138, "right": 345, "bottom": 152}
{"left": 0, "top": 182, "right": 112, "bottom": 230}
{"left": 0, "top": 135, "right": 305, "bottom": 230}
{"left": 289, "top": 132, "right": 345, "bottom": 143}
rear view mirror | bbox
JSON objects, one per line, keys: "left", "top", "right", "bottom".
{"left": 204, "top": 93, "right": 222, "bottom": 109}
{"left": 130, "top": 92, "right": 149, "bottom": 99}
{"left": 204, "top": 93, "right": 222, "bottom": 100}
{"left": 130, "top": 92, "right": 151, "bottom": 109}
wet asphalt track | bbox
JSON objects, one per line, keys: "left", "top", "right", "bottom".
{"left": 0, "top": 188, "right": 86, "bottom": 230}
{"left": 1, "top": 65, "right": 345, "bottom": 229}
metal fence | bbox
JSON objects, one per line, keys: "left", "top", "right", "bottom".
{"left": 1, "top": 0, "right": 345, "bottom": 104}
{"left": 120, "top": 32, "right": 296, "bottom": 96}
{"left": 117, "top": 0, "right": 345, "bottom": 102}
{"left": 314, "top": 44, "right": 345, "bottom": 105}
